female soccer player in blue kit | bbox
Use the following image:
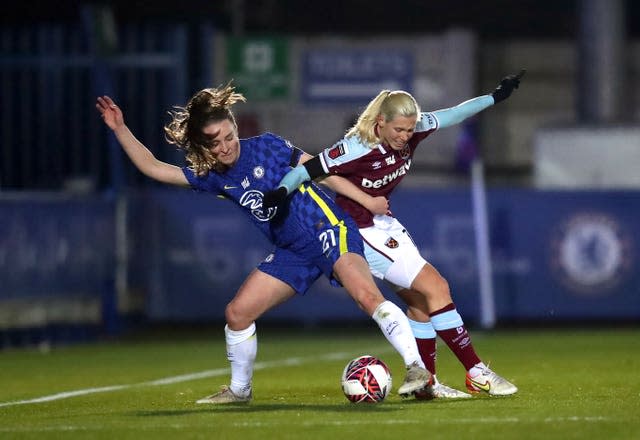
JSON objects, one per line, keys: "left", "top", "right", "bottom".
{"left": 96, "top": 83, "right": 430, "bottom": 404}
{"left": 265, "top": 71, "right": 525, "bottom": 398}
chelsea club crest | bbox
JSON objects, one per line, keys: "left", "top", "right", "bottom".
{"left": 549, "top": 213, "right": 633, "bottom": 295}
{"left": 253, "top": 166, "right": 265, "bottom": 179}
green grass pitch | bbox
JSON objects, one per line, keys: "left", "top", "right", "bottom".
{"left": 0, "top": 326, "right": 638, "bottom": 439}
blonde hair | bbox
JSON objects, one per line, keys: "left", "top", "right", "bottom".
{"left": 164, "top": 82, "right": 246, "bottom": 175}
{"left": 345, "top": 90, "right": 420, "bottom": 147}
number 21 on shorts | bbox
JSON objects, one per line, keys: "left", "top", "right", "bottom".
{"left": 319, "top": 229, "right": 336, "bottom": 254}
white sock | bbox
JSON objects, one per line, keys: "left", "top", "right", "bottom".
{"left": 225, "top": 322, "right": 257, "bottom": 397}
{"left": 372, "top": 301, "right": 425, "bottom": 368}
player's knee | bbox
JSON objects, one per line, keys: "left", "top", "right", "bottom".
{"left": 414, "top": 267, "right": 451, "bottom": 298}
{"left": 224, "top": 303, "right": 237, "bottom": 327}
{"left": 225, "top": 302, "right": 251, "bottom": 330}
{"left": 430, "top": 273, "right": 452, "bottom": 300}
{"left": 352, "top": 286, "right": 384, "bottom": 315}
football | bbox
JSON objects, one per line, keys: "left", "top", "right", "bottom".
{"left": 341, "top": 355, "right": 392, "bottom": 403}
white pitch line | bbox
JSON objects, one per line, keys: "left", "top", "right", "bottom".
{"left": 233, "top": 416, "right": 611, "bottom": 428}
{"left": 0, "top": 385, "right": 129, "bottom": 407}
{"left": 0, "top": 350, "right": 382, "bottom": 408}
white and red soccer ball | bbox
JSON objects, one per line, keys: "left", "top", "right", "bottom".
{"left": 341, "top": 355, "right": 392, "bottom": 403}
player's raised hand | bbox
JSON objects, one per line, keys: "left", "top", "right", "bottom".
{"left": 96, "top": 96, "right": 125, "bottom": 130}
{"left": 491, "top": 69, "right": 526, "bottom": 104}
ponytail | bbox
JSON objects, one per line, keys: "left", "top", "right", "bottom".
{"left": 346, "top": 90, "right": 391, "bottom": 147}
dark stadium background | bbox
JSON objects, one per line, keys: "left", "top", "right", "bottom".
{"left": 3, "top": 1, "right": 640, "bottom": 38}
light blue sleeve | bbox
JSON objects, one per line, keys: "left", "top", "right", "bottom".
{"left": 279, "top": 165, "right": 311, "bottom": 195}
{"left": 432, "top": 95, "right": 495, "bottom": 129}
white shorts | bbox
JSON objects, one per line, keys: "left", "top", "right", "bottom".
{"left": 360, "top": 215, "right": 427, "bottom": 290}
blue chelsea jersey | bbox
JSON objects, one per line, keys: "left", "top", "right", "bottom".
{"left": 182, "top": 133, "right": 345, "bottom": 249}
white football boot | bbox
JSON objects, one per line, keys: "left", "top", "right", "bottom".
{"left": 466, "top": 366, "right": 518, "bottom": 396}
{"left": 398, "top": 361, "right": 431, "bottom": 396}
{"left": 414, "top": 376, "right": 472, "bottom": 400}
{"left": 196, "top": 385, "right": 252, "bottom": 404}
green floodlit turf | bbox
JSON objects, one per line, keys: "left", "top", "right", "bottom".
{"left": 0, "top": 326, "right": 639, "bottom": 440}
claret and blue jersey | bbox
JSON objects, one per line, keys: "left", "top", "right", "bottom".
{"left": 317, "top": 94, "right": 495, "bottom": 228}
{"left": 318, "top": 111, "right": 439, "bottom": 227}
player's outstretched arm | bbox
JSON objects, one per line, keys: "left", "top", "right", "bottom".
{"left": 96, "top": 96, "right": 189, "bottom": 187}
{"left": 431, "top": 69, "right": 526, "bottom": 129}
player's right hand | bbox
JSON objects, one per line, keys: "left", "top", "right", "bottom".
{"left": 96, "top": 96, "right": 124, "bottom": 130}
{"left": 367, "top": 196, "right": 389, "bottom": 216}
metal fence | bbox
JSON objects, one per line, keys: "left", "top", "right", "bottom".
{"left": 0, "top": 21, "right": 188, "bottom": 190}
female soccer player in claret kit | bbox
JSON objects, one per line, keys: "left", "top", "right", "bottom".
{"left": 264, "top": 71, "right": 526, "bottom": 398}
{"left": 96, "top": 83, "right": 431, "bottom": 404}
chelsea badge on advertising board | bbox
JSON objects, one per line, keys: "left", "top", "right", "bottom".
{"left": 549, "top": 212, "right": 633, "bottom": 295}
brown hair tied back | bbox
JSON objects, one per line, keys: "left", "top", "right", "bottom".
{"left": 165, "top": 81, "right": 246, "bottom": 175}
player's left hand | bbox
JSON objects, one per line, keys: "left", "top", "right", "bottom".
{"left": 491, "top": 69, "right": 526, "bottom": 104}
{"left": 262, "top": 187, "right": 288, "bottom": 212}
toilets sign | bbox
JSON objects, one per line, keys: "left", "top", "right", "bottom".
{"left": 301, "top": 49, "right": 413, "bottom": 104}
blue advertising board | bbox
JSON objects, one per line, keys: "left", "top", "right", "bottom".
{"left": 132, "top": 188, "right": 639, "bottom": 323}
{"left": 0, "top": 197, "right": 114, "bottom": 299}
{"left": 2, "top": 188, "right": 638, "bottom": 329}
{"left": 301, "top": 49, "right": 414, "bottom": 104}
